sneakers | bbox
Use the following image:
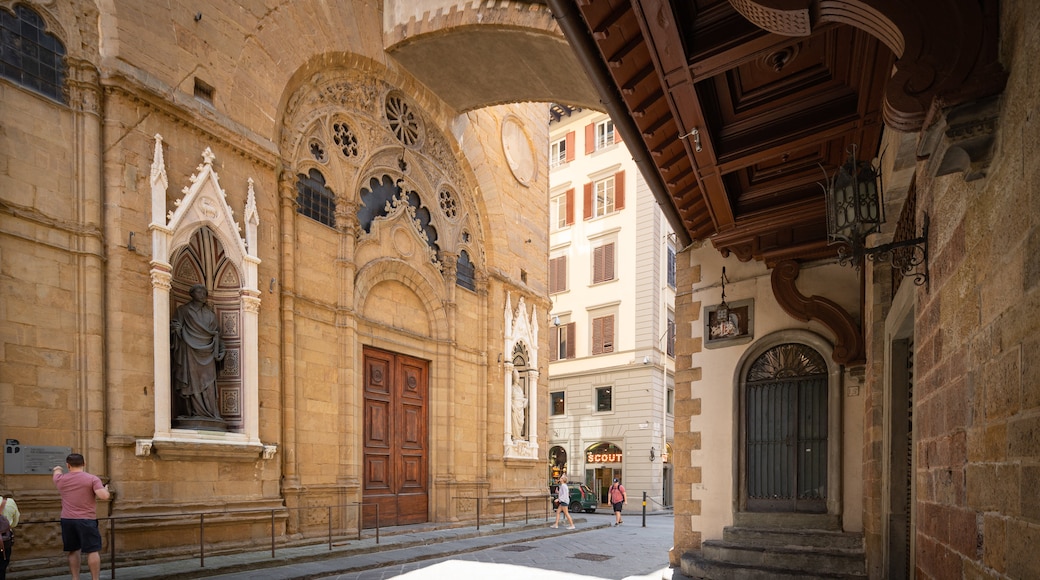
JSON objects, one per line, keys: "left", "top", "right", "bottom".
{"left": 566, "top": 525, "right": 576, "bottom": 530}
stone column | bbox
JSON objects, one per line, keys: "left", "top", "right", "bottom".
{"left": 278, "top": 172, "right": 300, "bottom": 487}
{"left": 69, "top": 59, "right": 107, "bottom": 465}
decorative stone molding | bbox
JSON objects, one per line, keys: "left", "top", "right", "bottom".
{"left": 918, "top": 96, "right": 1002, "bottom": 182}
{"left": 770, "top": 260, "right": 862, "bottom": 365}
{"left": 150, "top": 436, "right": 268, "bottom": 462}
{"left": 134, "top": 439, "right": 153, "bottom": 457}
{"left": 140, "top": 134, "right": 268, "bottom": 459}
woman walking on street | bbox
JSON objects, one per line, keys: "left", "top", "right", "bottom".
{"left": 551, "top": 475, "right": 576, "bottom": 530}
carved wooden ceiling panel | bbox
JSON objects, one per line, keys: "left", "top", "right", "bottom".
{"left": 557, "top": 0, "right": 1005, "bottom": 266}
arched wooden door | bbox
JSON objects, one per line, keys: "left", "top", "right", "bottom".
{"left": 744, "top": 343, "right": 828, "bottom": 513}
{"left": 362, "top": 346, "right": 428, "bottom": 527}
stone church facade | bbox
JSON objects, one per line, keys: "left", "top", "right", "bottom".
{"left": 6, "top": 1, "right": 1039, "bottom": 578}
{"left": 0, "top": 0, "right": 590, "bottom": 560}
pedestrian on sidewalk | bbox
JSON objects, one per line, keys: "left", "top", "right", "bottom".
{"left": 1, "top": 494, "right": 20, "bottom": 580}
{"left": 609, "top": 478, "right": 627, "bottom": 525}
{"left": 53, "top": 453, "right": 111, "bottom": 580}
{"left": 551, "top": 475, "right": 576, "bottom": 530}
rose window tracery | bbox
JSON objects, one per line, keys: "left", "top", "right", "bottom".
{"left": 332, "top": 121, "right": 359, "bottom": 158}
{"left": 438, "top": 189, "right": 458, "bottom": 219}
{"left": 385, "top": 93, "right": 423, "bottom": 147}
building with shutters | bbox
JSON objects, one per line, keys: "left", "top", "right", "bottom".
{"left": 546, "top": 106, "right": 676, "bottom": 509}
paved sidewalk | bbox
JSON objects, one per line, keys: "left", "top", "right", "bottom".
{"left": 11, "top": 512, "right": 664, "bottom": 580}
{"left": 320, "top": 511, "right": 691, "bottom": 580}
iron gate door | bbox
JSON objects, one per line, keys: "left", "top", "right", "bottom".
{"left": 746, "top": 375, "right": 827, "bottom": 513}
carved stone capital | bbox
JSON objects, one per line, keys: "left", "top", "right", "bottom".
{"left": 66, "top": 58, "right": 102, "bottom": 115}
{"left": 242, "top": 294, "right": 262, "bottom": 313}
{"left": 150, "top": 267, "right": 172, "bottom": 291}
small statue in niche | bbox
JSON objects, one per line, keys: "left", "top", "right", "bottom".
{"left": 171, "top": 284, "right": 226, "bottom": 430}
{"left": 511, "top": 368, "right": 527, "bottom": 439}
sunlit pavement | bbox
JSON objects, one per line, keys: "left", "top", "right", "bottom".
{"left": 317, "top": 512, "right": 691, "bottom": 580}
{"left": 12, "top": 510, "right": 688, "bottom": 580}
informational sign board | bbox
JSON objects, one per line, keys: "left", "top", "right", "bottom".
{"left": 4, "top": 441, "right": 71, "bottom": 475}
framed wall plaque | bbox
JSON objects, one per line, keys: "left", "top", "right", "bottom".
{"left": 704, "top": 298, "right": 754, "bottom": 348}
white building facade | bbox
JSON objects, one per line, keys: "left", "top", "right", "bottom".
{"left": 546, "top": 107, "right": 676, "bottom": 510}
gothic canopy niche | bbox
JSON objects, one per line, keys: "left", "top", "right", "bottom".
{"left": 140, "top": 134, "right": 273, "bottom": 462}
{"left": 503, "top": 293, "right": 540, "bottom": 460}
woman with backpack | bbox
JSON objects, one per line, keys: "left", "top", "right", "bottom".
{"left": 0, "top": 494, "right": 20, "bottom": 580}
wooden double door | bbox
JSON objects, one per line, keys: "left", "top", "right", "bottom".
{"left": 362, "top": 347, "right": 428, "bottom": 527}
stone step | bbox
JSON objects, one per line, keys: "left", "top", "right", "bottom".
{"left": 733, "top": 512, "right": 841, "bottom": 530}
{"left": 682, "top": 550, "right": 867, "bottom": 580}
{"left": 699, "top": 539, "right": 865, "bottom": 577}
{"left": 722, "top": 526, "right": 864, "bottom": 551}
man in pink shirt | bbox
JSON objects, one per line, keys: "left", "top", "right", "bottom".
{"left": 52, "top": 453, "right": 111, "bottom": 580}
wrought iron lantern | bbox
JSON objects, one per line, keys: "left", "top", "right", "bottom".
{"left": 823, "top": 146, "right": 929, "bottom": 286}
{"left": 824, "top": 146, "right": 883, "bottom": 262}
{"left": 716, "top": 267, "right": 730, "bottom": 322}
{"left": 711, "top": 267, "right": 740, "bottom": 339}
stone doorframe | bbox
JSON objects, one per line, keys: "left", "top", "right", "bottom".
{"left": 733, "top": 329, "right": 844, "bottom": 521}
{"left": 137, "top": 135, "right": 274, "bottom": 462}
{"left": 882, "top": 277, "right": 917, "bottom": 576}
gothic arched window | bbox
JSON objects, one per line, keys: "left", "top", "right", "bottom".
{"left": 295, "top": 168, "right": 336, "bottom": 227}
{"left": 456, "top": 249, "right": 475, "bottom": 291}
{"left": 1, "top": 4, "right": 67, "bottom": 102}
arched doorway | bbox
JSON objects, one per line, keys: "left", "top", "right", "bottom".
{"left": 362, "top": 346, "right": 429, "bottom": 527}
{"left": 548, "top": 445, "right": 567, "bottom": 484}
{"left": 741, "top": 342, "right": 829, "bottom": 513}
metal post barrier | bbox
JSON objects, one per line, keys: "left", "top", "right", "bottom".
{"left": 270, "top": 511, "right": 278, "bottom": 561}
{"left": 328, "top": 506, "right": 333, "bottom": 551}
{"left": 525, "top": 497, "right": 529, "bottom": 524}
{"left": 502, "top": 498, "right": 507, "bottom": 527}
{"left": 109, "top": 518, "right": 116, "bottom": 579}
{"left": 199, "top": 513, "right": 206, "bottom": 567}
{"left": 476, "top": 497, "right": 481, "bottom": 530}
{"left": 374, "top": 504, "right": 380, "bottom": 544}
{"left": 642, "top": 491, "right": 647, "bottom": 527}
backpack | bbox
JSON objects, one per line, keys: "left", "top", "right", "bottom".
{"left": 0, "top": 497, "right": 12, "bottom": 560}
{"left": 610, "top": 483, "right": 625, "bottom": 503}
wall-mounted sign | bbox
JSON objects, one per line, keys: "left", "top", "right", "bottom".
{"left": 4, "top": 441, "right": 71, "bottom": 475}
{"left": 584, "top": 441, "right": 623, "bottom": 464}
{"left": 704, "top": 298, "right": 754, "bottom": 348}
